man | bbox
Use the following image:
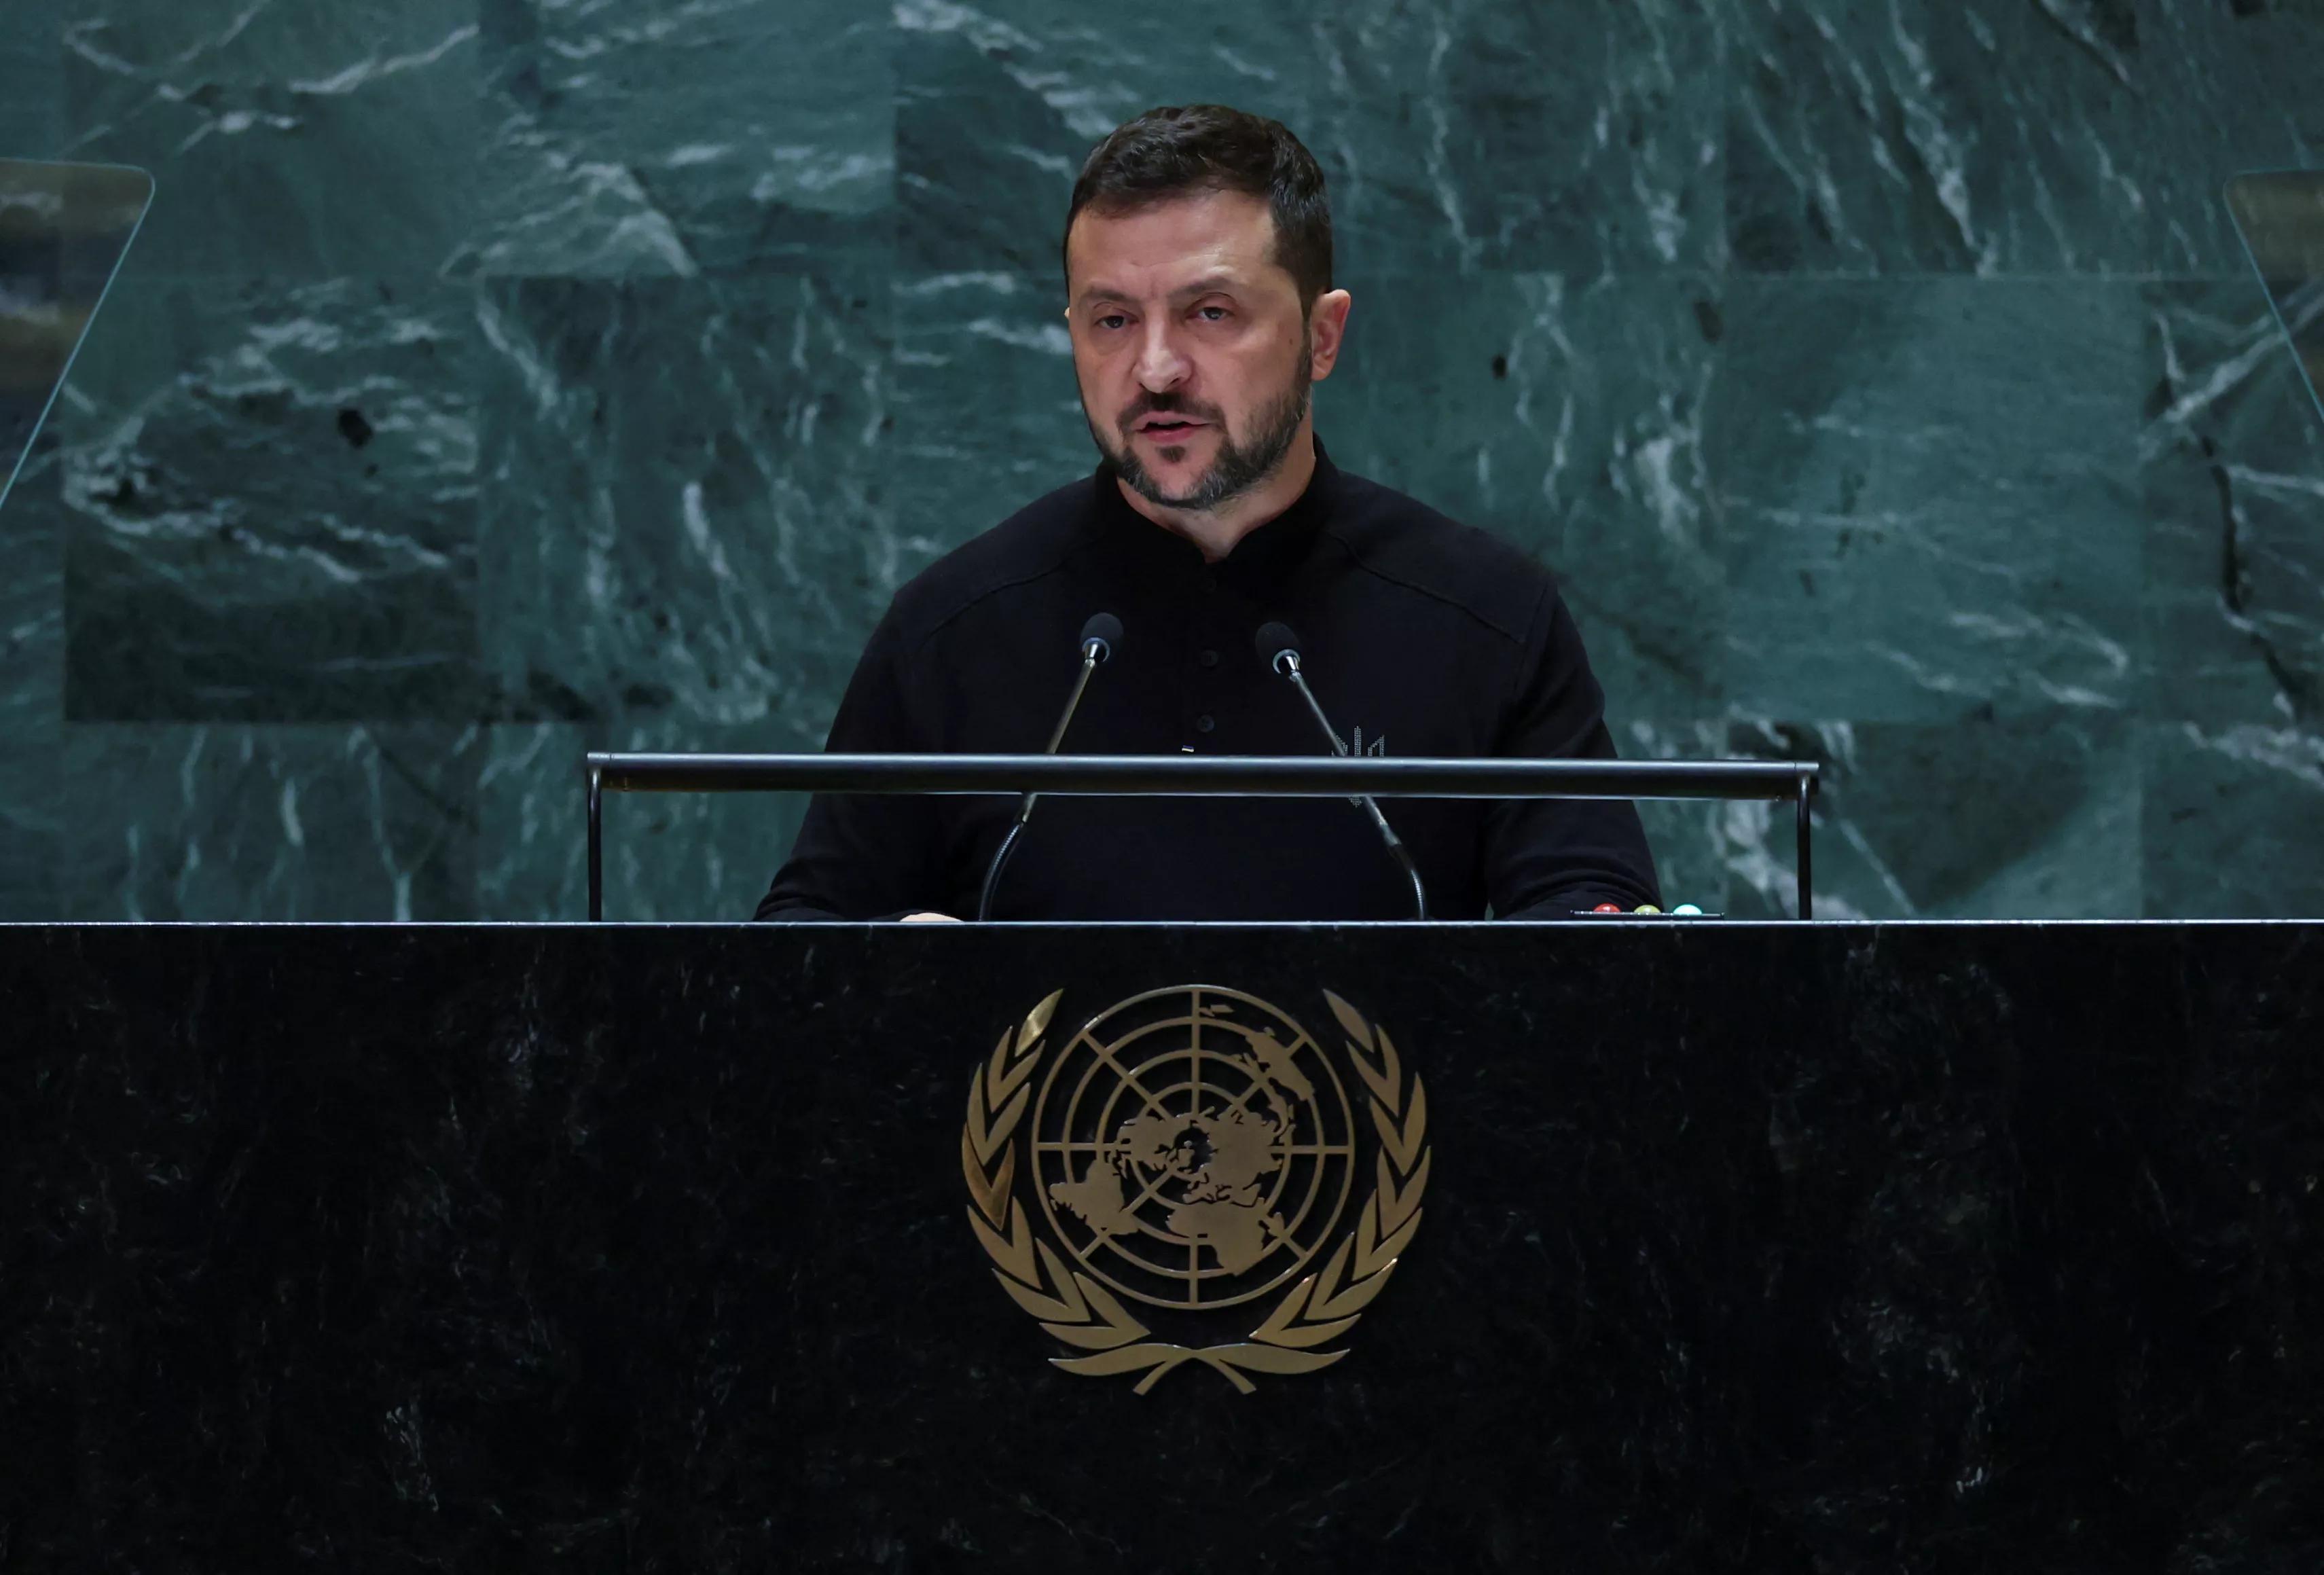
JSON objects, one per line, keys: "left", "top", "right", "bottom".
{"left": 757, "top": 105, "right": 1659, "bottom": 922}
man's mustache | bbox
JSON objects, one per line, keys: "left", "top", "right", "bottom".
{"left": 1116, "top": 393, "right": 1226, "bottom": 431}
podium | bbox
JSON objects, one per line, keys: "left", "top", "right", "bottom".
{"left": 5, "top": 920, "right": 2321, "bottom": 1568}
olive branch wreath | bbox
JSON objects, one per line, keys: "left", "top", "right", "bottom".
{"left": 962, "top": 988, "right": 1430, "bottom": 1394}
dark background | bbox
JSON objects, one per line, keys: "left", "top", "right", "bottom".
{"left": 5, "top": 921, "right": 2323, "bottom": 1569}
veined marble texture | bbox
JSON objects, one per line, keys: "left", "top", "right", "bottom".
{"left": 475, "top": 268, "right": 892, "bottom": 732}
{"left": 0, "top": 0, "right": 62, "bottom": 160}
{"left": 57, "top": 276, "right": 479, "bottom": 723}
{"left": 59, "top": 0, "right": 482, "bottom": 279}
{"left": 0, "top": 450, "right": 64, "bottom": 919}
{"left": 479, "top": 719, "right": 808, "bottom": 921}
{"left": 889, "top": 270, "right": 1089, "bottom": 556}
{"left": 1713, "top": 277, "right": 2146, "bottom": 724}
{"left": 898, "top": 0, "right": 1722, "bottom": 278}
{"left": 2143, "top": 280, "right": 2324, "bottom": 727}
{"left": 1328, "top": 270, "right": 1726, "bottom": 720}
{"left": 54, "top": 724, "right": 479, "bottom": 920}
{"left": 466, "top": 0, "right": 894, "bottom": 277}
{"left": 1728, "top": 0, "right": 2317, "bottom": 274}
{"left": 0, "top": 0, "right": 2318, "bottom": 919}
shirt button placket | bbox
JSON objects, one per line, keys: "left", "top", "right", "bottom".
{"left": 1186, "top": 571, "right": 1227, "bottom": 748}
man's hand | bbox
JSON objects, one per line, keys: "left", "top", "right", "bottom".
{"left": 900, "top": 911, "right": 963, "bottom": 924}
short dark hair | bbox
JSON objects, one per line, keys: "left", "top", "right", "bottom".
{"left": 1063, "top": 105, "right": 1332, "bottom": 314}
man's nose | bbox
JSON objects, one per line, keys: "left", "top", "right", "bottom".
{"left": 1133, "top": 319, "right": 1191, "bottom": 391}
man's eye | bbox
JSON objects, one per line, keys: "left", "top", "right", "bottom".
{"left": 1197, "top": 306, "right": 1231, "bottom": 322}
{"left": 1095, "top": 314, "right": 1128, "bottom": 331}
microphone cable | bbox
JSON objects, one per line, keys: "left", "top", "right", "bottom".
{"left": 1255, "top": 620, "right": 1428, "bottom": 920}
{"left": 975, "top": 612, "right": 1122, "bottom": 921}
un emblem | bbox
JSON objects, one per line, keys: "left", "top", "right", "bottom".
{"left": 962, "top": 985, "right": 1431, "bottom": 1393}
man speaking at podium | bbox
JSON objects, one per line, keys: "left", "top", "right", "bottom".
{"left": 757, "top": 105, "right": 1659, "bottom": 923}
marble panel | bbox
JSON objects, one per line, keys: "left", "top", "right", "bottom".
{"left": 894, "top": 0, "right": 1315, "bottom": 277}
{"left": 465, "top": 0, "right": 892, "bottom": 278}
{"left": 0, "top": 451, "right": 63, "bottom": 918}
{"left": 59, "top": 0, "right": 479, "bottom": 278}
{"left": 60, "top": 276, "right": 479, "bottom": 722}
{"left": 475, "top": 269, "right": 893, "bottom": 734}
{"left": 1616, "top": 720, "right": 1737, "bottom": 915}
{"left": 479, "top": 720, "right": 809, "bottom": 922}
{"left": 2143, "top": 722, "right": 2324, "bottom": 918}
{"left": 889, "top": 270, "right": 1090, "bottom": 559}
{"left": 0, "top": 0, "right": 62, "bottom": 159}
{"left": 1727, "top": 0, "right": 2317, "bottom": 276}
{"left": 0, "top": 443, "right": 64, "bottom": 734}
{"left": 1326, "top": 271, "right": 1724, "bottom": 723}
{"left": 1715, "top": 714, "right": 2141, "bottom": 920}
{"left": 1308, "top": 0, "right": 1725, "bottom": 276}
{"left": 2238, "top": 5, "right": 2324, "bottom": 151}
{"left": 1714, "top": 278, "right": 2145, "bottom": 723}
{"left": 2141, "top": 282, "right": 2324, "bottom": 727}
{"left": 53, "top": 723, "right": 479, "bottom": 920}
{"left": 897, "top": 0, "right": 1722, "bottom": 280}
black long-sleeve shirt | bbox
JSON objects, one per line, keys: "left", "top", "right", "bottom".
{"left": 756, "top": 444, "right": 1660, "bottom": 921}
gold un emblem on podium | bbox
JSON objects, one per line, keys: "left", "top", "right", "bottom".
{"left": 960, "top": 985, "right": 1431, "bottom": 1393}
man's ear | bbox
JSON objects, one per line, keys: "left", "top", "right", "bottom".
{"left": 1307, "top": 289, "right": 1354, "bottom": 382}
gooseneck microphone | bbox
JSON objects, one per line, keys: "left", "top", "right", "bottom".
{"left": 975, "top": 613, "right": 1122, "bottom": 921}
{"left": 1255, "top": 621, "right": 1428, "bottom": 920}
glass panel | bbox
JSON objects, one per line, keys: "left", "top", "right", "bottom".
{"left": 0, "top": 160, "right": 154, "bottom": 514}
{"left": 2226, "top": 170, "right": 2324, "bottom": 427}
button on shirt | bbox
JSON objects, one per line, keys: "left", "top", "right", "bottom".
{"left": 756, "top": 445, "right": 1661, "bottom": 922}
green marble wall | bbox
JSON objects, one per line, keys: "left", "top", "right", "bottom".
{"left": 1, "top": 0, "right": 2319, "bottom": 920}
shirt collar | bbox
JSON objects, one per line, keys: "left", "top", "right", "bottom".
{"left": 1089, "top": 437, "right": 1338, "bottom": 589}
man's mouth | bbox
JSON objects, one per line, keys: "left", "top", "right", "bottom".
{"left": 1133, "top": 415, "right": 1208, "bottom": 443}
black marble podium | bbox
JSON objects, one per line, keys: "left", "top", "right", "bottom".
{"left": 5, "top": 922, "right": 2322, "bottom": 1571}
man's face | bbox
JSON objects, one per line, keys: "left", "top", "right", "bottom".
{"left": 1064, "top": 189, "right": 1333, "bottom": 513}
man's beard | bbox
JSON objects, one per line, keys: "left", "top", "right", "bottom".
{"left": 1093, "top": 348, "right": 1312, "bottom": 513}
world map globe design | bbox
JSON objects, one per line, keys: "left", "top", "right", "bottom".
{"left": 1032, "top": 985, "right": 1357, "bottom": 1310}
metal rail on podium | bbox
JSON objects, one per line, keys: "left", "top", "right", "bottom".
{"left": 581, "top": 753, "right": 1823, "bottom": 922}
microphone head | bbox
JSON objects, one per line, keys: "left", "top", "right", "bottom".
{"left": 1079, "top": 611, "right": 1123, "bottom": 664}
{"left": 1254, "top": 620, "right": 1302, "bottom": 675}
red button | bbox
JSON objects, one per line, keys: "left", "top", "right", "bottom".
{"left": 1591, "top": 903, "right": 1623, "bottom": 913}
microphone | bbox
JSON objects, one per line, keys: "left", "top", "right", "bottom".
{"left": 976, "top": 613, "right": 1122, "bottom": 921}
{"left": 1254, "top": 621, "right": 1428, "bottom": 920}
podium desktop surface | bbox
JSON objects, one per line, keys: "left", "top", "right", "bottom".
{"left": 3, "top": 920, "right": 2320, "bottom": 1570}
